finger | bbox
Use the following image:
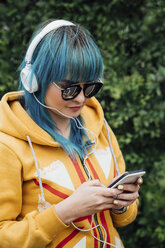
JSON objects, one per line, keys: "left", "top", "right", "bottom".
{"left": 137, "top": 177, "right": 143, "bottom": 185}
{"left": 100, "top": 188, "right": 123, "bottom": 197}
{"left": 112, "top": 199, "right": 134, "bottom": 208}
{"left": 85, "top": 179, "right": 103, "bottom": 187}
{"left": 116, "top": 191, "right": 139, "bottom": 201}
{"left": 92, "top": 202, "right": 120, "bottom": 212}
{"left": 89, "top": 195, "right": 119, "bottom": 211}
{"left": 118, "top": 183, "right": 140, "bottom": 193}
{"left": 88, "top": 179, "right": 108, "bottom": 188}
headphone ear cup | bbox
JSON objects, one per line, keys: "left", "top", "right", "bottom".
{"left": 20, "top": 64, "right": 38, "bottom": 93}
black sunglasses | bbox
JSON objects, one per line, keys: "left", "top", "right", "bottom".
{"left": 53, "top": 80, "right": 103, "bottom": 100}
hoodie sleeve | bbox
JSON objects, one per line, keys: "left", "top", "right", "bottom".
{"left": 110, "top": 200, "right": 138, "bottom": 227}
{"left": 0, "top": 142, "right": 69, "bottom": 248}
{"left": 104, "top": 123, "right": 138, "bottom": 226}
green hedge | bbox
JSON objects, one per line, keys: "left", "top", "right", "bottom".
{"left": 0, "top": 0, "right": 165, "bottom": 247}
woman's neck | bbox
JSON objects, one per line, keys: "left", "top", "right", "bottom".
{"left": 48, "top": 110, "right": 71, "bottom": 139}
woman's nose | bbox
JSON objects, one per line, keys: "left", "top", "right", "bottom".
{"left": 73, "top": 86, "right": 85, "bottom": 102}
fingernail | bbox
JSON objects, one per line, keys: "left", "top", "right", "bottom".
{"left": 114, "top": 200, "right": 118, "bottom": 204}
{"left": 138, "top": 178, "right": 143, "bottom": 184}
{"left": 118, "top": 185, "right": 123, "bottom": 190}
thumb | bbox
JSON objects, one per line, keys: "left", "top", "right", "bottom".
{"left": 88, "top": 179, "right": 105, "bottom": 187}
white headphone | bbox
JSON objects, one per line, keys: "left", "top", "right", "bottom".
{"left": 20, "top": 20, "right": 75, "bottom": 93}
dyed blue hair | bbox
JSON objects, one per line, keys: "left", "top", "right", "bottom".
{"left": 19, "top": 19, "right": 104, "bottom": 158}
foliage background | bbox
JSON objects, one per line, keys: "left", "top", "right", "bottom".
{"left": 0, "top": 0, "right": 165, "bottom": 247}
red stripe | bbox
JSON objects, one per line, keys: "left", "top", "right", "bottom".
{"left": 114, "top": 170, "right": 116, "bottom": 177}
{"left": 56, "top": 228, "right": 81, "bottom": 248}
{"left": 85, "top": 215, "right": 98, "bottom": 248}
{"left": 74, "top": 215, "right": 91, "bottom": 222}
{"left": 92, "top": 221, "right": 98, "bottom": 248}
{"left": 100, "top": 211, "right": 111, "bottom": 248}
{"left": 34, "top": 179, "right": 68, "bottom": 199}
{"left": 86, "top": 158, "right": 100, "bottom": 179}
{"left": 74, "top": 215, "right": 98, "bottom": 247}
{"left": 69, "top": 156, "right": 86, "bottom": 183}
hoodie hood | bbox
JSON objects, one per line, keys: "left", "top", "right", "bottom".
{"left": 0, "top": 91, "right": 104, "bottom": 146}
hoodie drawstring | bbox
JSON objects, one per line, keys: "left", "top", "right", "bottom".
{"left": 26, "top": 135, "right": 45, "bottom": 203}
{"left": 104, "top": 119, "right": 120, "bottom": 176}
{"left": 26, "top": 121, "right": 119, "bottom": 205}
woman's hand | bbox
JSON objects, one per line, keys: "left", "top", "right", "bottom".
{"left": 111, "top": 177, "right": 143, "bottom": 209}
{"left": 55, "top": 179, "right": 124, "bottom": 225}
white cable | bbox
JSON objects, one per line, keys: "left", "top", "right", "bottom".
{"left": 74, "top": 117, "right": 98, "bottom": 150}
{"left": 71, "top": 214, "right": 117, "bottom": 248}
{"left": 71, "top": 120, "right": 121, "bottom": 247}
{"left": 33, "top": 93, "right": 73, "bottom": 119}
{"left": 33, "top": 93, "right": 98, "bottom": 146}
{"left": 33, "top": 94, "right": 120, "bottom": 247}
{"left": 33, "top": 93, "right": 98, "bottom": 180}
{"left": 74, "top": 117, "right": 99, "bottom": 180}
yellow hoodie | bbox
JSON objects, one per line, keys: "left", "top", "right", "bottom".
{"left": 0, "top": 91, "right": 138, "bottom": 248}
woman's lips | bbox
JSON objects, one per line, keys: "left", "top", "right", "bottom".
{"left": 69, "top": 106, "right": 81, "bottom": 111}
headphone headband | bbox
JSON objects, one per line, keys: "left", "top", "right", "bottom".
{"left": 25, "top": 20, "right": 75, "bottom": 64}
{"left": 21, "top": 20, "right": 75, "bottom": 93}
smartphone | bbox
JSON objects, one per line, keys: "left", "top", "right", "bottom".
{"left": 108, "top": 170, "right": 146, "bottom": 188}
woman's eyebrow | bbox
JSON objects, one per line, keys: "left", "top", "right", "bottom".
{"left": 63, "top": 80, "right": 91, "bottom": 84}
{"left": 63, "top": 80, "right": 74, "bottom": 84}
{"left": 63, "top": 80, "right": 82, "bottom": 84}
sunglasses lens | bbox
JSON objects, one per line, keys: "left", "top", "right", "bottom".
{"left": 62, "top": 86, "right": 80, "bottom": 100}
{"left": 84, "top": 83, "right": 103, "bottom": 98}
{"left": 57, "top": 80, "right": 103, "bottom": 100}
{"left": 84, "top": 84, "right": 95, "bottom": 96}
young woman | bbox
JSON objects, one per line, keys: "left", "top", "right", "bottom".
{"left": 0, "top": 19, "right": 142, "bottom": 248}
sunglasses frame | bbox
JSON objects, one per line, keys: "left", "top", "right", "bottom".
{"left": 53, "top": 79, "right": 103, "bottom": 101}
